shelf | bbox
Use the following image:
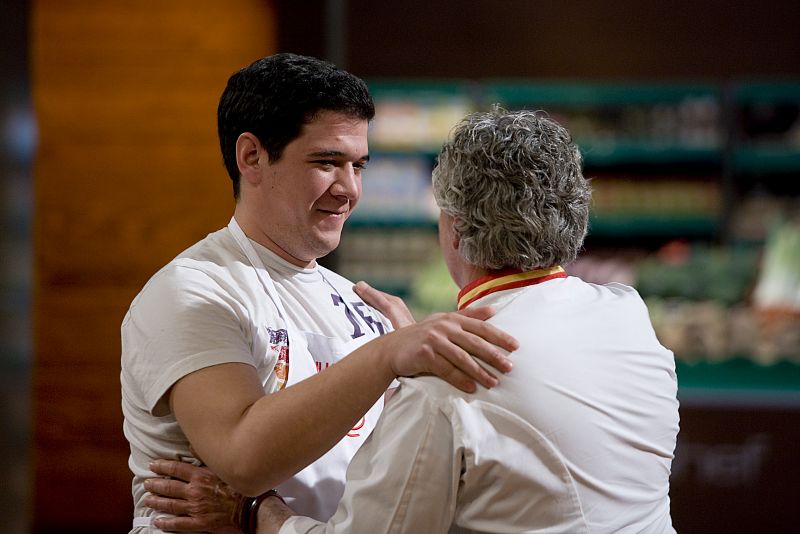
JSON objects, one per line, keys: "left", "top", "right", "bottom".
{"left": 580, "top": 140, "right": 721, "bottom": 166}
{"left": 732, "top": 81, "right": 800, "bottom": 175}
{"left": 483, "top": 81, "right": 720, "bottom": 106}
{"left": 371, "top": 142, "right": 722, "bottom": 166}
{"left": 732, "top": 81, "right": 800, "bottom": 103}
{"left": 732, "top": 146, "right": 800, "bottom": 173}
{"left": 372, "top": 142, "right": 723, "bottom": 163}
{"left": 366, "top": 80, "right": 475, "bottom": 154}
{"left": 367, "top": 80, "right": 476, "bottom": 99}
{"left": 588, "top": 214, "right": 719, "bottom": 237}
{"left": 348, "top": 214, "right": 719, "bottom": 235}
{"left": 677, "top": 358, "right": 800, "bottom": 391}
{"left": 677, "top": 358, "right": 800, "bottom": 408}
{"left": 345, "top": 216, "right": 437, "bottom": 229}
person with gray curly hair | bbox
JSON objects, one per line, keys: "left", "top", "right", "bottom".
{"left": 433, "top": 108, "right": 591, "bottom": 274}
{"left": 151, "top": 108, "right": 680, "bottom": 533}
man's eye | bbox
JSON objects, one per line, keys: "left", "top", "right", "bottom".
{"left": 354, "top": 162, "right": 367, "bottom": 171}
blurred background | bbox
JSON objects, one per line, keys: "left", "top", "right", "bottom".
{"left": 2, "top": 0, "right": 798, "bottom": 532}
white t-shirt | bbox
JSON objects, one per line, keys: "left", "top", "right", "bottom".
{"left": 121, "top": 225, "right": 390, "bottom": 532}
{"left": 281, "top": 275, "right": 680, "bottom": 534}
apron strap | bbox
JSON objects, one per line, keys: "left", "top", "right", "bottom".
{"left": 227, "top": 217, "right": 293, "bottom": 322}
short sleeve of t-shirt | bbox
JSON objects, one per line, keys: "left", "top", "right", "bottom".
{"left": 122, "top": 262, "right": 257, "bottom": 414}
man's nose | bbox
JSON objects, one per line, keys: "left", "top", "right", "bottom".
{"left": 330, "top": 164, "right": 360, "bottom": 199}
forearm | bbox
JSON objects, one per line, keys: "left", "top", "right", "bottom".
{"left": 261, "top": 380, "right": 458, "bottom": 534}
{"left": 234, "top": 342, "right": 396, "bottom": 492}
{"left": 176, "top": 337, "right": 395, "bottom": 496}
{"left": 256, "top": 496, "right": 298, "bottom": 534}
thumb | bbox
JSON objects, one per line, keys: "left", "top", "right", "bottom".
{"left": 353, "top": 280, "right": 375, "bottom": 299}
{"left": 354, "top": 281, "right": 390, "bottom": 312}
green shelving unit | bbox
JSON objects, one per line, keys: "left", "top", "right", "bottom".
{"left": 730, "top": 80, "right": 800, "bottom": 174}
{"left": 580, "top": 141, "right": 721, "bottom": 166}
{"left": 589, "top": 214, "right": 719, "bottom": 238}
{"left": 733, "top": 146, "right": 800, "bottom": 173}
{"left": 345, "top": 215, "right": 437, "bottom": 229}
{"left": 483, "top": 81, "right": 721, "bottom": 106}
{"left": 677, "top": 359, "right": 800, "bottom": 407}
{"left": 343, "top": 80, "right": 799, "bottom": 403}
{"left": 732, "top": 80, "right": 800, "bottom": 103}
{"left": 483, "top": 81, "right": 724, "bottom": 168}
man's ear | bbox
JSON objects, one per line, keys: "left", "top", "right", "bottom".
{"left": 236, "top": 132, "right": 265, "bottom": 186}
{"left": 451, "top": 217, "right": 462, "bottom": 251}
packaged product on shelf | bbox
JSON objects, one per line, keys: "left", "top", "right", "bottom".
{"left": 752, "top": 217, "right": 800, "bottom": 312}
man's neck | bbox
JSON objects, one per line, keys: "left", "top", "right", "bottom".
{"left": 232, "top": 207, "right": 316, "bottom": 269}
{"left": 454, "top": 263, "right": 490, "bottom": 290}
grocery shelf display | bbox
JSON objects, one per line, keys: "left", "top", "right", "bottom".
{"left": 337, "top": 79, "right": 799, "bottom": 380}
{"left": 335, "top": 78, "right": 800, "bottom": 534}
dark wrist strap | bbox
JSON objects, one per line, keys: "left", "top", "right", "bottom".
{"left": 239, "top": 489, "right": 285, "bottom": 534}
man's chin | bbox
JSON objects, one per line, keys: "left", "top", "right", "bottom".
{"left": 310, "top": 232, "right": 342, "bottom": 259}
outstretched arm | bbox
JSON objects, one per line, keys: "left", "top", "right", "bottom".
{"left": 171, "top": 307, "right": 516, "bottom": 497}
{"left": 145, "top": 308, "right": 516, "bottom": 533}
{"left": 148, "top": 377, "right": 460, "bottom": 534}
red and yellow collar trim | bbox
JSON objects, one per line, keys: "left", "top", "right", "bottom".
{"left": 457, "top": 266, "right": 566, "bottom": 310}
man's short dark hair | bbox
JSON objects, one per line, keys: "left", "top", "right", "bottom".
{"left": 217, "top": 53, "right": 375, "bottom": 199}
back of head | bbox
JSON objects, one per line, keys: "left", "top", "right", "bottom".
{"left": 432, "top": 108, "right": 591, "bottom": 271}
{"left": 217, "top": 53, "right": 375, "bottom": 198}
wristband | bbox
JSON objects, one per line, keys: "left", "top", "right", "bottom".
{"left": 240, "top": 489, "right": 285, "bottom": 534}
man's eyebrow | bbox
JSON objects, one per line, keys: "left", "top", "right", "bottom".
{"left": 308, "top": 150, "right": 369, "bottom": 161}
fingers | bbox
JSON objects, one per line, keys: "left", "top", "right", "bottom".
{"left": 429, "top": 331, "right": 500, "bottom": 391}
{"left": 405, "top": 322, "right": 499, "bottom": 391}
{"left": 152, "top": 514, "right": 206, "bottom": 532}
{"left": 382, "top": 308, "right": 518, "bottom": 391}
{"left": 149, "top": 459, "right": 200, "bottom": 482}
{"left": 453, "top": 328, "right": 515, "bottom": 378}
{"left": 430, "top": 313, "right": 517, "bottom": 376}
{"left": 353, "top": 281, "right": 385, "bottom": 308}
{"left": 458, "top": 312, "right": 519, "bottom": 354}
{"left": 144, "top": 493, "right": 190, "bottom": 516}
{"left": 354, "top": 281, "right": 415, "bottom": 328}
{"left": 144, "top": 477, "right": 190, "bottom": 499}
{"left": 431, "top": 353, "right": 488, "bottom": 393}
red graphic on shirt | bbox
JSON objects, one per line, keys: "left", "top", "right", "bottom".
{"left": 315, "top": 361, "right": 332, "bottom": 373}
{"left": 274, "top": 346, "right": 289, "bottom": 388}
{"left": 347, "top": 416, "right": 365, "bottom": 437}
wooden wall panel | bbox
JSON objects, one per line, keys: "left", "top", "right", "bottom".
{"left": 31, "top": 1, "right": 276, "bottom": 531}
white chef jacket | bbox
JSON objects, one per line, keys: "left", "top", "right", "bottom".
{"left": 279, "top": 272, "right": 679, "bottom": 533}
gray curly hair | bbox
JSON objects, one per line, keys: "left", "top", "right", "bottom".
{"left": 432, "top": 108, "right": 591, "bottom": 271}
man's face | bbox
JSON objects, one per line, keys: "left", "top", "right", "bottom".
{"left": 253, "top": 111, "right": 369, "bottom": 267}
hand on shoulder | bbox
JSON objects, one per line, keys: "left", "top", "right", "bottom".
{"left": 376, "top": 305, "right": 518, "bottom": 393}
